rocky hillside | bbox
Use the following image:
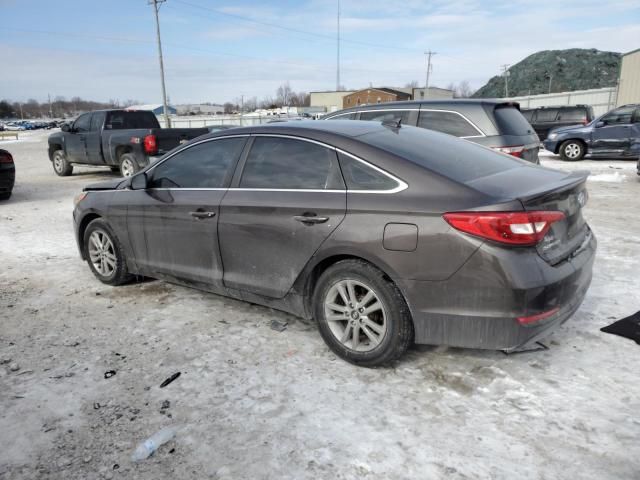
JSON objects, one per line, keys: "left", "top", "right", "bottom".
{"left": 473, "top": 48, "right": 621, "bottom": 98}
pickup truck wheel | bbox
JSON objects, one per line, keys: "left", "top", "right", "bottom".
{"left": 559, "top": 140, "right": 585, "bottom": 161}
{"left": 52, "top": 150, "right": 73, "bottom": 176}
{"left": 119, "top": 154, "right": 139, "bottom": 177}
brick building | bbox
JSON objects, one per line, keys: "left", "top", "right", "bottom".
{"left": 342, "top": 88, "right": 411, "bottom": 109}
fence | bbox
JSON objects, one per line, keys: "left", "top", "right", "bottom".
{"left": 506, "top": 87, "right": 618, "bottom": 116}
{"left": 157, "top": 114, "right": 298, "bottom": 129}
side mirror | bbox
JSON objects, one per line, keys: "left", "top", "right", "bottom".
{"left": 61, "top": 124, "right": 70, "bottom": 132}
{"left": 595, "top": 121, "right": 605, "bottom": 128}
{"left": 130, "top": 172, "right": 148, "bottom": 190}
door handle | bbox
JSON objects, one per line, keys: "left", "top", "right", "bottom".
{"left": 190, "top": 211, "right": 216, "bottom": 219}
{"left": 293, "top": 214, "right": 329, "bottom": 224}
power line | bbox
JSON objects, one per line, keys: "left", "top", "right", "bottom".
{"left": 172, "top": 0, "right": 423, "bottom": 54}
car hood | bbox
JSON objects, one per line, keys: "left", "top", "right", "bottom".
{"left": 83, "top": 178, "right": 126, "bottom": 192}
{"left": 548, "top": 124, "right": 590, "bottom": 135}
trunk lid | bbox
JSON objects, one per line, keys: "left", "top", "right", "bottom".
{"left": 519, "top": 172, "right": 590, "bottom": 265}
{"left": 467, "top": 166, "right": 590, "bottom": 264}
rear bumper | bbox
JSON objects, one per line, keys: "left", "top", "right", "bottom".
{"left": 402, "top": 229, "right": 596, "bottom": 350}
{"left": 0, "top": 168, "right": 15, "bottom": 194}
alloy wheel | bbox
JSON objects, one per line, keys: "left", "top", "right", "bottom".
{"left": 564, "top": 143, "right": 581, "bottom": 159}
{"left": 53, "top": 152, "right": 64, "bottom": 173}
{"left": 324, "top": 279, "right": 387, "bottom": 352}
{"left": 120, "top": 158, "right": 135, "bottom": 177}
{"left": 88, "top": 230, "right": 117, "bottom": 277}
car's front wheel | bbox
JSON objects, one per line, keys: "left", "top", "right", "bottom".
{"left": 559, "top": 140, "right": 585, "bottom": 161}
{"left": 314, "top": 259, "right": 414, "bottom": 367}
{"left": 52, "top": 150, "right": 73, "bottom": 176}
{"left": 84, "top": 218, "right": 133, "bottom": 285}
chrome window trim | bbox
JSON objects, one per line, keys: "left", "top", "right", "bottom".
{"left": 418, "top": 108, "right": 486, "bottom": 138}
{"left": 117, "top": 133, "right": 408, "bottom": 195}
{"left": 242, "top": 134, "right": 408, "bottom": 194}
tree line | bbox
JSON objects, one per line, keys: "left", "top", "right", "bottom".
{"left": 0, "top": 97, "right": 141, "bottom": 120}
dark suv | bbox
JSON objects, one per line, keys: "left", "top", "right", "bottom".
{"left": 543, "top": 104, "right": 640, "bottom": 161}
{"left": 521, "top": 105, "right": 594, "bottom": 141}
{"left": 323, "top": 99, "right": 540, "bottom": 163}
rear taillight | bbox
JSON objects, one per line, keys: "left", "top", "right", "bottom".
{"left": 492, "top": 145, "right": 525, "bottom": 158}
{"left": 443, "top": 211, "right": 565, "bottom": 246}
{"left": 143, "top": 134, "right": 157, "bottom": 155}
{"left": 0, "top": 151, "right": 14, "bottom": 164}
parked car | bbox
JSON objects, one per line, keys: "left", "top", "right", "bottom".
{"left": 4, "top": 122, "right": 26, "bottom": 131}
{"left": 47, "top": 109, "right": 209, "bottom": 177}
{"left": 73, "top": 121, "right": 595, "bottom": 366}
{"left": 0, "top": 149, "right": 16, "bottom": 200}
{"left": 543, "top": 104, "right": 640, "bottom": 161}
{"left": 323, "top": 99, "right": 540, "bottom": 163}
{"left": 521, "top": 105, "right": 595, "bottom": 141}
{"left": 205, "top": 125, "right": 236, "bottom": 133}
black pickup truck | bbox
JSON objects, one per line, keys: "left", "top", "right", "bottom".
{"left": 47, "top": 109, "right": 208, "bottom": 177}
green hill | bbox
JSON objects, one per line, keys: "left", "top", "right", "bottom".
{"left": 473, "top": 48, "right": 621, "bottom": 98}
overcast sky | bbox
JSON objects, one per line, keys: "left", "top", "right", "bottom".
{"left": 1, "top": 0, "right": 639, "bottom": 105}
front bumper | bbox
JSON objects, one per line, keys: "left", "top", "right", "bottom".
{"left": 402, "top": 230, "right": 596, "bottom": 351}
{"left": 542, "top": 138, "right": 560, "bottom": 153}
{"left": 0, "top": 168, "right": 15, "bottom": 194}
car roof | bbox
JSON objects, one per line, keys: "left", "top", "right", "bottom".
{"left": 201, "top": 120, "right": 385, "bottom": 140}
{"left": 325, "top": 98, "right": 519, "bottom": 113}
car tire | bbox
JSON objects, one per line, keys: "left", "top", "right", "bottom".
{"left": 52, "top": 150, "right": 73, "bottom": 176}
{"left": 84, "top": 218, "right": 133, "bottom": 286}
{"left": 0, "top": 192, "right": 11, "bottom": 200}
{"left": 559, "top": 140, "right": 585, "bottom": 161}
{"left": 119, "top": 153, "right": 139, "bottom": 177}
{"left": 313, "top": 259, "right": 414, "bottom": 367}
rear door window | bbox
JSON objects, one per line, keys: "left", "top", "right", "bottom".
{"left": 602, "top": 106, "right": 635, "bottom": 125}
{"left": 359, "top": 110, "right": 412, "bottom": 124}
{"left": 493, "top": 106, "right": 534, "bottom": 136}
{"left": 150, "top": 137, "right": 246, "bottom": 188}
{"left": 417, "top": 110, "right": 481, "bottom": 137}
{"left": 557, "top": 108, "right": 587, "bottom": 123}
{"left": 106, "top": 111, "right": 161, "bottom": 129}
{"left": 534, "top": 109, "right": 558, "bottom": 122}
{"left": 240, "top": 137, "right": 344, "bottom": 190}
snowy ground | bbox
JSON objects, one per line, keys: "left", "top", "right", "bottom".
{"left": 1, "top": 133, "right": 639, "bottom": 479}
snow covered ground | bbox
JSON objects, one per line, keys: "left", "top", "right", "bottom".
{"left": 1, "top": 135, "right": 639, "bottom": 479}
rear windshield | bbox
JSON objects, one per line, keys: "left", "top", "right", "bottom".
{"left": 105, "top": 111, "right": 160, "bottom": 129}
{"left": 362, "top": 125, "right": 524, "bottom": 184}
{"left": 493, "top": 106, "right": 534, "bottom": 136}
{"left": 557, "top": 108, "right": 588, "bottom": 122}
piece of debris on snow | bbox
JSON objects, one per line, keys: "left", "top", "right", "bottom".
{"left": 104, "top": 370, "right": 116, "bottom": 379}
{"left": 159, "top": 371, "right": 181, "bottom": 388}
{"left": 270, "top": 319, "right": 288, "bottom": 332}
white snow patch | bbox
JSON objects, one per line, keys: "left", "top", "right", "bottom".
{"left": 588, "top": 172, "right": 625, "bottom": 182}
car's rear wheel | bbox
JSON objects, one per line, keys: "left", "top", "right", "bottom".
{"left": 559, "top": 140, "right": 585, "bottom": 161}
{"left": 0, "top": 192, "right": 11, "bottom": 200}
{"left": 119, "top": 153, "right": 139, "bottom": 177}
{"left": 52, "top": 150, "right": 73, "bottom": 176}
{"left": 84, "top": 218, "right": 133, "bottom": 285}
{"left": 314, "top": 259, "right": 413, "bottom": 367}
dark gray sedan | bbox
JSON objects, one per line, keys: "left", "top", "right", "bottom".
{"left": 73, "top": 121, "right": 596, "bottom": 366}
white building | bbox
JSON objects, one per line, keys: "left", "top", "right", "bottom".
{"left": 617, "top": 48, "right": 640, "bottom": 106}
{"left": 176, "top": 104, "right": 225, "bottom": 116}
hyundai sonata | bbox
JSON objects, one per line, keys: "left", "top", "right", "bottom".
{"left": 73, "top": 121, "right": 596, "bottom": 366}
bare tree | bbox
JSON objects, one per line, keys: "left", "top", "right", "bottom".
{"left": 276, "top": 82, "right": 293, "bottom": 107}
{"left": 456, "top": 80, "right": 475, "bottom": 98}
{"left": 405, "top": 80, "right": 419, "bottom": 88}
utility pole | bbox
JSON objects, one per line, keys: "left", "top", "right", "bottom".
{"left": 547, "top": 73, "right": 553, "bottom": 94}
{"left": 149, "top": 0, "right": 171, "bottom": 127}
{"left": 501, "top": 64, "right": 510, "bottom": 97}
{"left": 336, "top": 0, "right": 341, "bottom": 91}
{"left": 425, "top": 50, "right": 437, "bottom": 98}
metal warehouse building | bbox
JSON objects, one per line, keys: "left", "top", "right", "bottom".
{"left": 617, "top": 48, "right": 640, "bottom": 106}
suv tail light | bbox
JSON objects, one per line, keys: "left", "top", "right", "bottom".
{"left": 492, "top": 145, "right": 525, "bottom": 158}
{"left": 0, "top": 151, "right": 14, "bottom": 164}
{"left": 143, "top": 134, "right": 158, "bottom": 155}
{"left": 443, "top": 211, "right": 565, "bottom": 246}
